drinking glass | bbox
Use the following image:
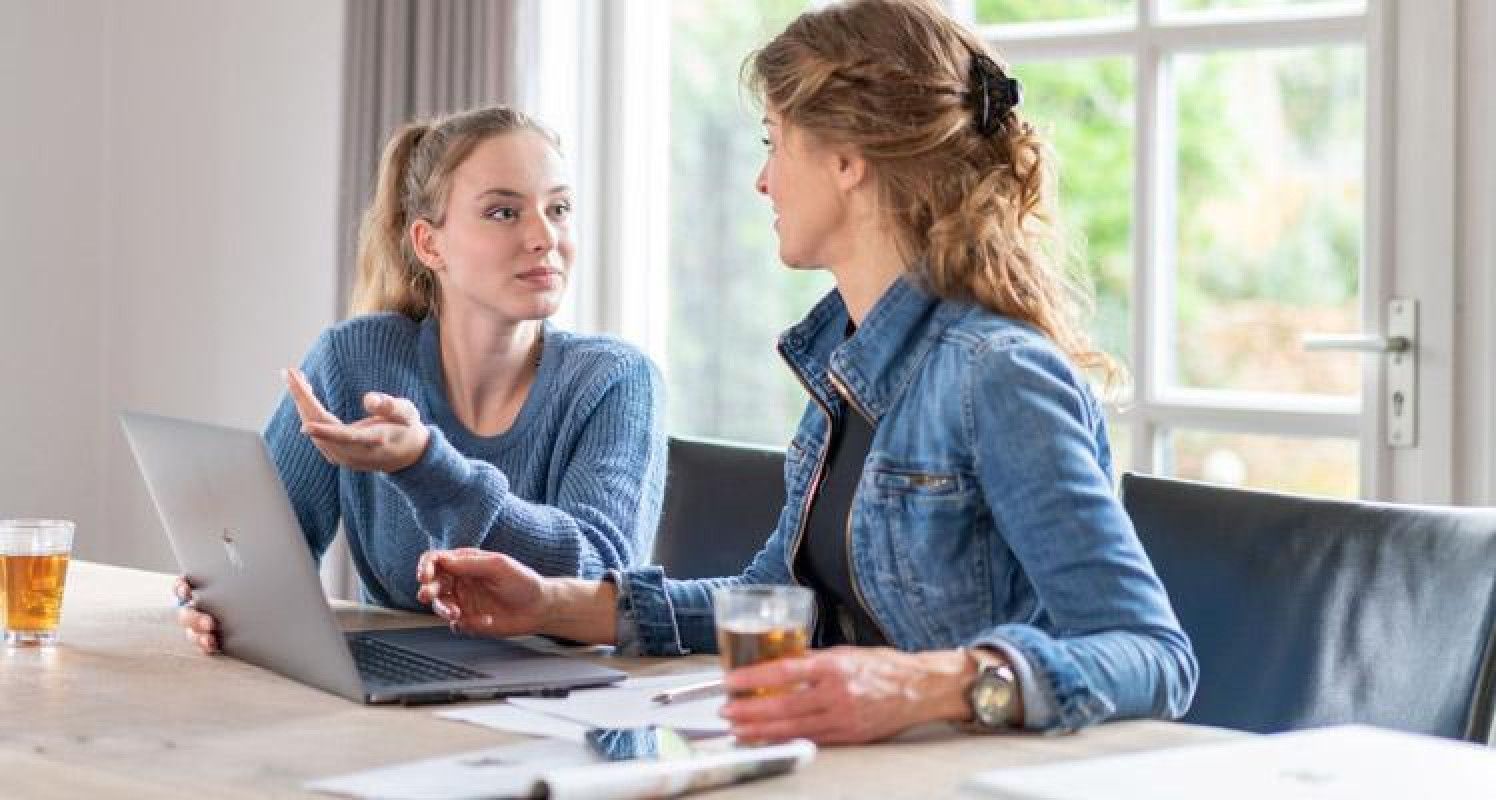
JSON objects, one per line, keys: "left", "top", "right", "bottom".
{"left": 1, "top": 519, "right": 76, "bottom": 646}
{"left": 712, "top": 585, "right": 814, "bottom": 699}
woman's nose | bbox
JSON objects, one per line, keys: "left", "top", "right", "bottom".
{"left": 755, "top": 163, "right": 769, "bottom": 196}
{"left": 524, "top": 214, "right": 558, "bottom": 252}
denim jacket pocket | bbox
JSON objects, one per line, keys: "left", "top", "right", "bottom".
{"left": 860, "top": 462, "right": 991, "bottom": 644}
{"left": 870, "top": 467, "right": 968, "bottom": 496}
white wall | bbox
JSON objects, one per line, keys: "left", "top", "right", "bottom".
{"left": 0, "top": 1, "right": 107, "bottom": 552}
{"left": 1, "top": 0, "right": 345, "bottom": 571}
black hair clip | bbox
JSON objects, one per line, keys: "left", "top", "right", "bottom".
{"left": 968, "top": 53, "right": 1022, "bottom": 137}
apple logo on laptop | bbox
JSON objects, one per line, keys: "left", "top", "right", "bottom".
{"left": 220, "top": 528, "right": 245, "bottom": 572}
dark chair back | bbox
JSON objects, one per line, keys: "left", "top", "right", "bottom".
{"left": 652, "top": 436, "right": 786, "bottom": 580}
{"left": 1121, "top": 472, "right": 1496, "bottom": 743}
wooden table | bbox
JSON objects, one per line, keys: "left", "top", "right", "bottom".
{"left": 2, "top": 562, "right": 1242, "bottom": 798}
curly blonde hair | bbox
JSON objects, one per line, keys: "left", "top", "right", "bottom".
{"left": 747, "top": 0, "right": 1115, "bottom": 379}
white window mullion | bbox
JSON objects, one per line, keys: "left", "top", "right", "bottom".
{"left": 987, "top": 11, "right": 1362, "bottom": 63}
{"left": 982, "top": 19, "right": 1136, "bottom": 62}
{"left": 1360, "top": 0, "right": 1393, "bottom": 497}
{"left": 1157, "top": 1, "right": 1365, "bottom": 27}
{"left": 1384, "top": 0, "right": 1459, "bottom": 503}
{"left": 1117, "top": 403, "right": 1360, "bottom": 439}
{"left": 1131, "top": 0, "right": 1163, "bottom": 476}
{"left": 1150, "top": 14, "right": 1363, "bottom": 54}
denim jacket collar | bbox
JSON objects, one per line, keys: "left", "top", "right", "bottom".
{"left": 777, "top": 273, "right": 966, "bottom": 422}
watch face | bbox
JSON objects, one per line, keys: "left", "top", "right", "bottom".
{"left": 972, "top": 669, "right": 1016, "bottom": 727}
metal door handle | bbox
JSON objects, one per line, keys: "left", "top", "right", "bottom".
{"left": 1301, "top": 298, "right": 1418, "bottom": 448}
{"left": 1302, "top": 334, "right": 1411, "bottom": 353}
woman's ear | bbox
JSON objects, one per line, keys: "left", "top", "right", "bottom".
{"left": 409, "top": 218, "right": 444, "bottom": 271}
{"left": 831, "top": 146, "right": 868, "bottom": 193}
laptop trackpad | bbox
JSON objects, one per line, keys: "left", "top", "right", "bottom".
{"left": 358, "top": 626, "right": 555, "bottom": 669}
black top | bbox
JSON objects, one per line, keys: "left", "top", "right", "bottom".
{"left": 797, "top": 394, "right": 888, "bottom": 648}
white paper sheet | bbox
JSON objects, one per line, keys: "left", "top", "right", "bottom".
{"left": 506, "top": 670, "right": 728, "bottom": 735}
{"left": 436, "top": 703, "right": 592, "bottom": 743}
{"left": 438, "top": 671, "right": 728, "bottom": 740}
{"left": 305, "top": 738, "right": 596, "bottom": 800}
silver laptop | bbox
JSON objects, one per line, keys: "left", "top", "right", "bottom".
{"left": 120, "top": 410, "right": 626, "bottom": 705}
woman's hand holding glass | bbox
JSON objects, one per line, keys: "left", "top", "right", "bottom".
{"left": 285, "top": 367, "right": 430, "bottom": 473}
{"left": 719, "top": 646, "right": 977, "bottom": 745}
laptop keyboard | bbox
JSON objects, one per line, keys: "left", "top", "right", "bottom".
{"left": 347, "top": 634, "right": 487, "bottom": 687}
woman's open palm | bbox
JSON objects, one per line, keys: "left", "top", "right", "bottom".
{"left": 285, "top": 367, "right": 430, "bottom": 473}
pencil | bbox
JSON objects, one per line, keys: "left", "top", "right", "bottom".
{"left": 651, "top": 678, "right": 726, "bottom": 705}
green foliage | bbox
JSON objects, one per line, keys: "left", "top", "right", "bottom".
{"left": 1011, "top": 57, "right": 1135, "bottom": 364}
{"left": 1172, "top": 46, "right": 1363, "bottom": 392}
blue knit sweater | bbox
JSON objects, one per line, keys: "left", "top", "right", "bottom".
{"left": 264, "top": 313, "right": 667, "bottom": 610}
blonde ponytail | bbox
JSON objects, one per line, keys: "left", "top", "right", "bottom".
{"left": 351, "top": 123, "right": 435, "bottom": 317}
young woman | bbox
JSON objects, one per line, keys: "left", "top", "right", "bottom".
{"left": 416, "top": 0, "right": 1196, "bottom": 744}
{"left": 177, "top": 106, "right": 667, "bottom": 653}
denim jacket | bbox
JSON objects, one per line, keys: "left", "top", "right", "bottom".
{"left": 612, "top": 275, "right": 1197, "bottom": 731}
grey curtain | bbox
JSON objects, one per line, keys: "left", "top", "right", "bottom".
{"left": 322, "top": 0, "right": 521, "bottom": 600}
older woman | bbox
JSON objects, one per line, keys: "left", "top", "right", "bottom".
{"left": 417, "top": 0, "right": 1196, "bottom": 744}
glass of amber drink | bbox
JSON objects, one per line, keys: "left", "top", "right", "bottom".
{"left": 712, "top": 585, "right": 814, "bottom": 699}
{"left": 1, "top": 519, "right": 75, "bottom": 646}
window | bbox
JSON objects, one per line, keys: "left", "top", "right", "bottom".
{"left": 969, "top": 0, "right": 1371, "bottom": 497}
{"left": 559, "top": 0, "right": 1494, "bottom": 503}
{"left": 648, "top": 0, "right": 1377, "bottom": 497}
{"left": 588, "top": 0, "right": 1381, "bottom": 498}
{"left": 666, "top": 0, "right": 827, "bottom": 447}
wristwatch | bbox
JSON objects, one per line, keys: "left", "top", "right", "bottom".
{"left": 964, "top": 646, "right": 1021, "bottom": 730}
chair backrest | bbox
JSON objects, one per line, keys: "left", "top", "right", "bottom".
{"left": 651, "top": 436, "right": 786, "bottom": 580}
{"left": 1121, "top": 472, "right": 1496, "bottom": 744}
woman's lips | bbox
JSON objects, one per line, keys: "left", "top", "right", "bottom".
{"left": 516, "top": 267, "right": 563, "bottom": 289}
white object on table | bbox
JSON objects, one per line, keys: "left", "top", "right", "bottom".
{"left": 964, "top": 724, "right": 1496, "bottom": 800}
{"left": 437, "top": 703, "right": 592, "bottom": 743}
{"left": 305, "top": 737, "right": 595, "bottom": 800}
{"left": 305, "top": 734, "right": 816, "bottom": 800}
{"left": 443, "top": 671, "right": 729, "bottom": 739}
{"left": 509, "top": 671, "right": 729, "bottom": 735}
